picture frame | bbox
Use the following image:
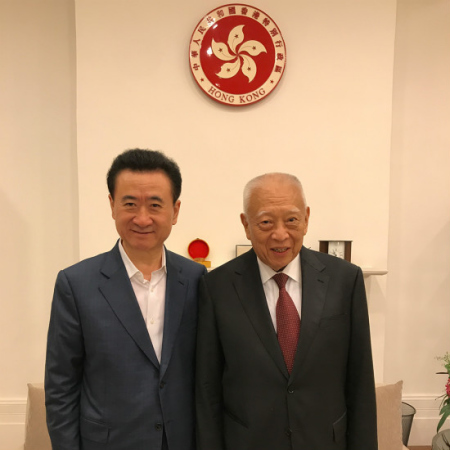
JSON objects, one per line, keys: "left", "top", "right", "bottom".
{"left": 318, "top": 240, "right": 352, "bottom": 262}
{"left": 236, "top": 245, "right": 252, "bottom": 257}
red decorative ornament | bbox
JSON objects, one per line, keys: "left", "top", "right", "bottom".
{"left": 188, "top": 239, "right": 211, "bottom": 268}
{"left": 189, "top": 4, "right": 286, "bottom": 106}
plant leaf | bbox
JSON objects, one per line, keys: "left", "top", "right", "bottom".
{"left": 440, "top": 403, "right": 450, "bottom": 414}
{"left": 437, "top": 409, "right": 450, "bottom": 432}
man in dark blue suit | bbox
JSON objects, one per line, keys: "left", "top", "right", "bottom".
{"left": 45, "top": 149, "right": 206, "bottom": 450}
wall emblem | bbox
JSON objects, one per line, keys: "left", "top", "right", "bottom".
{"left": 189, "top": 4, "right": 286, "bottom": 106}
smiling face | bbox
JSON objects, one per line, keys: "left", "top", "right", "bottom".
{"left": 240, "top": 175, "right": 310, "bottom": 271}
{"left": 109, "top": 170, "right": 180, "bottom": 262}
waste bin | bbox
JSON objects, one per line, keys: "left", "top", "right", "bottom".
{"left": 401, "top": 401, "right": 416, "bottom": 446}
{"left": 432, "top": 429, "right": 450, "bottom": 450}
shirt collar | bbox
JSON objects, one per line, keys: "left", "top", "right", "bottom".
{"left": 257, "top": 252, "right": 301, "bottom": 285}
{"left": 118, "top": 240, "right": 167, "bottom": 280}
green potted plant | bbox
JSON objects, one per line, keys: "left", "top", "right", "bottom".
{"left": 436, "top": 352, "right": 450, "bottom": 432}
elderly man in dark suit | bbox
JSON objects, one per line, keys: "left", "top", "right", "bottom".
{"left": 45, "top": 149, "right": 206, "bottom": 450}
{"left": 196, "top": 172, "right": 377, "bottom": 450}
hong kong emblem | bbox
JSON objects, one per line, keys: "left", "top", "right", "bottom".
{"left": 189, "top": 4, "right": 286, "bottom": 106}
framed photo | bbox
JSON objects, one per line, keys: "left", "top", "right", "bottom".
{"left": 318, "top": 240, "right": 352, "bottom": 262}
{"left": 236, "top": 245, "right": 252, "bottom": 257}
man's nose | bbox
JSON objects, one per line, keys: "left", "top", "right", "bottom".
{"left": 271, "top": 223, "right": 289, "bottom": 240}
{"left": 133, "top": 207, "right": 153, "bottom": 227}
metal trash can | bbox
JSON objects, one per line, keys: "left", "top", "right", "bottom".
{"left": 432, "top": 429, "right": 450, "bottom": 450}
{"left": 401, "top": 402, "right": 416, "bottom": 446}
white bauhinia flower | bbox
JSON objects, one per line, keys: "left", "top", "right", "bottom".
{"left": 212, "top": 25, "right": 267, "bottom": 83}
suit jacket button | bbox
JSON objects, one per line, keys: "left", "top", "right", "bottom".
{"left": 155, "top": 423, "right": 163, "bottom": 431}
{"left": 285, "top": 428, "right": 292, "bottom": 437}
{"left": 288, "top": 388, "right": 294, "bottom": 394}
{"left": 160, "top": 381, "right": 165, "bottom": 388}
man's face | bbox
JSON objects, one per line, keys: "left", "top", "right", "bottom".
{"left": 241, "top": 178, "right": 310, "bottom": 271}
{"left": 109, "top": 170, "right": 180, "bottom": 258}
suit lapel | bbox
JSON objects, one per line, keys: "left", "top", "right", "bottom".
{"left": 233, "top": 250, "right": 289, "bottom": 379}
{"left": 99, "top": 243, "right": 160, "bottom": 370}
{"left": 159, "top": 250, "right": 188, "bottom": 380}
{"left": 235, "top": 248, "right": 329, "bottom": 380}
{"left": 290, "top": 247, "right": 329, "bottom": 380}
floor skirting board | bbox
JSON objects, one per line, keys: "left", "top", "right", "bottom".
{"left": 402, "top": 394, "right": 449, "bottom": 446}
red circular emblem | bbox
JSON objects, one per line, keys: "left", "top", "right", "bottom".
{"left": 188, "top": 239, "right": 210, "bottom": 260}
{"left": 189, "top": 4, "right": 286, "bottom": 106}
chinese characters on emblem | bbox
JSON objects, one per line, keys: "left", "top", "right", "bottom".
{"left": 189, "top": 4, "right": 286, "bottom": 106}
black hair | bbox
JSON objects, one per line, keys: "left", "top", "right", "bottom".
{"left": 107, "top": 148, "right": 182, "bottom": 203}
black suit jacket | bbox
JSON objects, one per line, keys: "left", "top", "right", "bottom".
{"left": 45, "top": 242, "right": 206, "bottom": 450}
{"left": 196, "top": 247, "right": 377, "bottom": 450}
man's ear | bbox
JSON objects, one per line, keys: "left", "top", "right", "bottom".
{"left": 304, "top": 206, "right": 310, "bottom": 235}
{"left": 109, "top": 194, "right": 115, "bottom": 219}
{"left": 172, "top": 200, "right": 181, "bottom": 225}
{"left": 240, "top": 213, "right": 251, "bottom": 240}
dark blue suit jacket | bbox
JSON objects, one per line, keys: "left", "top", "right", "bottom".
{"left": 45, "top": 242, "right": 206, "bottom": 450}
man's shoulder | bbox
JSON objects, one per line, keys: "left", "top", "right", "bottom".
{"left": 302, "top": 247, "right": 361, "bottom": 275}
{"left": 166, "top": 249, "right": 207, "bottom": 278}
{"left": 205, "top": 249, "right": 256, "bottom": 281}
{"left": 60, "top": 246, "right": 118, "bottom": 277}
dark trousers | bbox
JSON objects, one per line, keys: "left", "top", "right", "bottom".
{"left": 162, "top": 430, "right": 168, "bottom": 450}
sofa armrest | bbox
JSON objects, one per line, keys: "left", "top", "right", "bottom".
{"left": 376, "top": 381, "right": 404, "bottom": 450}
{"left": 24, "top": 383, "right": 52, "bottom": 450}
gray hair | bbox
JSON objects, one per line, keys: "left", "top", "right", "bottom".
{"left": 243, "top": 173, "right": 307, "bottom": 215}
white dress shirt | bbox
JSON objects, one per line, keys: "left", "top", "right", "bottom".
{"left": 119, "top": 241, "right": 166, "bottom": 362}
{"left": 257, "top": 254, "right": 302, "bottom": 332}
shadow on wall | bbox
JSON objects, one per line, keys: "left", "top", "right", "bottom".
{"left": 0, "top": 188, "right": 33, "bottom": 397}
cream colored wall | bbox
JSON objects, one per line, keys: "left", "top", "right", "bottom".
{"left": 1, "top": 0, "right": 449, "bottom": 448}
{"left": 76, "top": 0, "right": 395, "bottom": 271}
{"left": 75, "top": 0, "right": 395, "bottom": 387}
{"left": 0, "top": 0, "right": 78, "bottom": 448}
{"left": 387, "top": 0, "right": 450, "bottom": 442}
{"left": 74, "top": 0, "right": 395, "bottom": 387}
